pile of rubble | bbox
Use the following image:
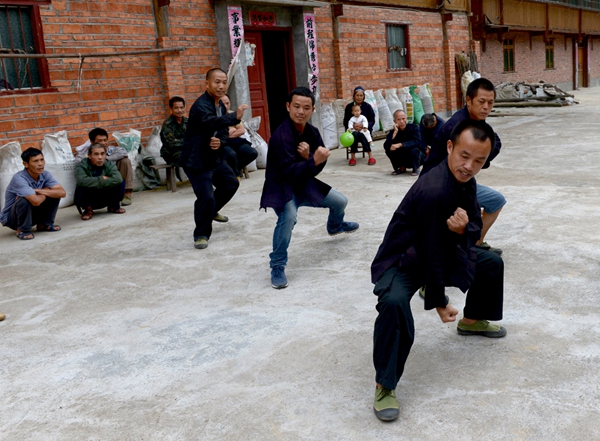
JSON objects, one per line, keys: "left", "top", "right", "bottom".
{"left": 494, "top": 82, "right": 578, "bottom": 107}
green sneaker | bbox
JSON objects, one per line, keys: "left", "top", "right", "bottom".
{"left": 457, "top": 319, "right": 507, "bottom": 338}
{"left": 373, "top": 387, "right": 399, "bottom": 422}
{"left": 194, "top": 237, "right": 208, "bottom": 249}
{"left": 121, "top": 195, "right": 132, "bottom": 206}
{"left": 213, "top": 213, "right": 229, "bottom": 223}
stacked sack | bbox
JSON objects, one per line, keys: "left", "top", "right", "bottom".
{"left": 41, "top": 130, "right": 78, "bottom": 208}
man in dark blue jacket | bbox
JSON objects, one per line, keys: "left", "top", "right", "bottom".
{"left": 384, "top": 110, "right": 424, "bottom": 176}
{"left": 260, "top": 87, "right": 359, "bottom": 289}
{"left": 370, "top": 120, "right": 506, "bottom": 422}
{"left": 180, "top": 68, "right": 249, "bottom": 249}
{"left": 419, "top": 113, "right": 445, "bottom": 156}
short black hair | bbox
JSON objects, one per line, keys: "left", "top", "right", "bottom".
{"left": 169, "top": 96, "right": 185, "bottom": 108}
{"left": 287, "top": 87, "right": 315, "bottom": 106}
{"left": 449, "top": 119, "right": 495, "bottom": 154}
{"left": 206, "top": 68, "right": 227, "bottom": 81}
{"left": 393, "top": 109, "right": 406, "bottom": 119}
{"left": 88, "top": 143, "right": 107, "bottom": 154}
{"left": 466, "top": 78, "right": 496, "bottom": 100}
{"left": 422, "top": 114, "right": 437, "bottom": 129}
{"left": 21, "top": 147, "right": 43, "bottom": 163}
{"left": 88, "top": 127, "right": 108, "bottom": 142}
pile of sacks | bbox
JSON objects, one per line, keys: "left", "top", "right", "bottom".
{"left": 320, "top": 84, "right": 436, "bottom": 149}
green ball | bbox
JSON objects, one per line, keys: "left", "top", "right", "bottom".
{"left": 340, "top": 132, "right": 354, "bottom": 147}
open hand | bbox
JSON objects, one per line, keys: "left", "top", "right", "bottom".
{"left": 236, "top": 104, "right": 250, "bottom": 120}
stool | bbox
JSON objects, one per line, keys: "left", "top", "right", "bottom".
{"left": 346, "top": 143, "right": 366, "bottom": 159}
{"left": 149, "top": 164, "right": 178, "bottom": 192}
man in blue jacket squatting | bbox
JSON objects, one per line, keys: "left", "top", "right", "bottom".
{"left": 370, "top": 119, "right": 506, "bottom": 422}
{"left": 260, "top": 87, "right": 359, "bottom": 289}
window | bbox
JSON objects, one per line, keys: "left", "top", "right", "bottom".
{"left": 0, "top": 2, "right": 51, "bottom": 92}
{"left": 503, "top": 39, "right": 515, "bottom": 72}
{"left": 386, "top": 24, "right": 410, "bottom": 70}
{"left": 545, "top": 41, "right": 554, "bottom": 69}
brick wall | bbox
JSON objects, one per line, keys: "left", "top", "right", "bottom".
{"left": 479, "top": 33, "right": 574, "bottom": 89}
{"left": 0, "top": 0, "right": 220, "bottom": 150}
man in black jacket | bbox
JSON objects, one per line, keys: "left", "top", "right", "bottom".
{"left": 180, "top": 68, "right": 249, "bottom": 249}
{"left": 370, "top": 120, "right": 506, "bottom": 422}
{"left": 384, "top": 110, "right": 425, "bottom": 176}
{"left": 260, "top": 87, "right": 359, "bottom": 289}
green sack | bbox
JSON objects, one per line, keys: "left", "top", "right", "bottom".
{"left": 409, "top": 85, "right": 425, "bottom": 125}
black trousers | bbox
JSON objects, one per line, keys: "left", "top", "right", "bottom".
{"left": 373, "top": 248, "right": 504, "bottom": 390}
{"left": 385, "top": 147, "right": 424, "bottom": 172}
{"left": 224, "top": 138, "right": 258, "bottom": 176}
{"left": 4, "top": 196, "right": 60, "bottom": 233}
{"left": 74, "top": 181, "right": 125, "bottom": 211}
{"left": 184, "top": 162, "right": 239, "bottom": 240}
{"left": 350, "top": 131, "right": 372, "bottom": 153}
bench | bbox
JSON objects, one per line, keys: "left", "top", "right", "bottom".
{"left": 149, "top": 164, "right": 178, "bottom": 192}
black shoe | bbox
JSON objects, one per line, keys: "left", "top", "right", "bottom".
{"left": 475, "top": 242, "right": 503, "bottom": 256}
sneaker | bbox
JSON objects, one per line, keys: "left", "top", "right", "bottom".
{"left": 271, "top": 266, "right": 288, "bottom": 289}
{"left": 457, "top": 319, "right": 507, "bottom": 338}
{"left": 475, "top": 242, "right": 503, "bottom": 256}
{"left": 418, "top": 286, "right": 449, "bottom": 303}
{"left": 213, "top": 213, "right": 229, "bottom": 223}
{"left": 327, "top": 221, "right": 359, "bottom": 236}
{"left": 373, "top": 387, "right": 399, "bottom": 422}
{"left": 194, "top": 237, "right": 209, "bottom": 249}
{"left": 368, "top": 157, "right": 376, "bottom": 165}
{"left": 121, "top": 195, "right": 132, "bottom": 206}
{"left": 411, "top": 170, "right": 420, "bottom": 177}
{"left": 349, "top": 158, "right": 357, "bottom": 166}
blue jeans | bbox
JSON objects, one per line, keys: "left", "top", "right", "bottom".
{"left": 476, "top": 184, "right": 506, "bottom": 214}
{"left": 270, "top": 189, "right": 348, "bottom": 268}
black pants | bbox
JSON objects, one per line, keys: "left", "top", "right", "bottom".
{"left": 350, "top": 131, "right": 372, "bottom": 153}
{"left": 4, "top": 196, "right": 60, "bottom": 233}
{"left": 385, "top": 147, "right": 424, "bottom": 172}
{"left": 74, "top": 182, "right": 124, "bottom": 211}
{"left": 224, "top": 138, "right": 258, "bottom": 176}
{"left": 184, "top": 163, "right": 239, "bottom": 240}
{"left": 373, "top": 248, "right": 504, "bottom": 390}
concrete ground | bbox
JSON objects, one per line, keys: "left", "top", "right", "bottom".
{"left": 2, "top": 88, "right": 600, "bottom": 441}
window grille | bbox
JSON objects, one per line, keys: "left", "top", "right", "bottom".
{"left": 386, "top": 24, "right": 409, "bottom": 70}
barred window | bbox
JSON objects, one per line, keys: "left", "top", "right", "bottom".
{"left": 386, "top": 24, "right": 410, "bottom": 70}
{"left": 503, "top": 39, "right": 515, "bottom": 72}
{"left": 545, "top": 41, "right": 554, "bottom": 69}
{"left": 0, "top": 2, "right": 51, "bottom": 92}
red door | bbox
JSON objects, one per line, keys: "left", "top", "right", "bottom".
{"left": 245, "top": 31, "right": 271, "bottom": 141}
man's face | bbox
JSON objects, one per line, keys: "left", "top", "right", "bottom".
{"left": 466, "top": 89, "right": 495, "bottom": 121}
{"left": 171, "top": 101, "right": 185, "bottom": 119}
{"left": 88, "top": 147, "right": 107, "bottom": 167}
{"left": 221, "top": 95, "right": 231, "bottom": 111}
{"left": 394, "top": 111, "right": 407, "bottom": 131}
{"left": 352, "top": 106, "right": 361, "bottom": 118}
{"left": 447, "top": 129, "right": 491, "bottom": 183}
{"left": 24, "top": 154, "right": 45, "bottom": 175}
{"left": 93, "top": 134, "right": 109, "bottom": 148}
{"left": 206, "top": 71, "right": 228, "bottom": 101}
{"left": 286, "top": 95, "right": 314, "bottom": 127}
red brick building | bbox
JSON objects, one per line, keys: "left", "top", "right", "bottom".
{"left": 1, "top": 0, "right": 599, "bottom": 150}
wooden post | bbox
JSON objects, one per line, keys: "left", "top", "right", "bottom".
{"left": 152, "top": 0, "right": 169, "bottom": 38}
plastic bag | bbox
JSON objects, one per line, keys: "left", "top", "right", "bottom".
{"left": 320, "top": 103, "right": 339, "bottom": 149}
{"left": 399, "top": 87, "right": 414, "bottom": 124}
{"left": 409, "top": 86, "right": 425, "bottom": 125}
{"left": 41, "top": 131, "right": 77, "bottom": 208}
{"left": 385, "top": 88, "right": 403, "bottom": 116}
{"left": 375, "top": 90, "right": 394, "bottom": 131}
{"left": 0, "top": 141, "right": 23, "bottom": 210}
{"left": 363, "top": 90, "right": 380, "bottom": 131}
{"left": 244, "top": 117, "right": 268, "bottom": 169}
{"left": 113, "top": 129, "right": 143, "bottom": 191}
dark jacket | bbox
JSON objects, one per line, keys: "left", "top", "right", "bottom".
{"left": 422, "top": 107, "right": 501, "bottom": 176}
{"left": 180, "top": 91, "right": 240, "bottom": 171}
{"left": 160, "top": 114, "right": 188, "bottom": 164}
{"left": 75, "top": 158, "right": 122, "bottom": 188}
{"left": 343, "top": 101, "right": 376, "bottom": 133}
{"left": 260, "top": 118, "right": 331, "bottom": 209}
{"left": 371, "top": 159, "right": 482, "bottom": 310}
{"left": 383, "top": 123, "right": 423, "bottom": 154}
{"left": 419, "top": 115, "right": 445, "bottom": 151}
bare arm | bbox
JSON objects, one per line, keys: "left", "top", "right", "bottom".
{"left": 35, "top": 184, "right": 66, "bottom": 199}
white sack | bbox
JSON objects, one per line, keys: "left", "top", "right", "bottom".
{"left": 332, "top": 99, "right": 347, "bottom": 142}
{"left": 41, "top": 131, "right": 77, "bottom": 208}
{"left": 385, "top": 89, "right": 403, "bottom": 116}
{"left": 113, "top": 129, "right": 143, "bottom": 191}
{"left": 244, "top": 117, "right": 268, "bottom": 169}
{"left": 418, "top": 83, "right": 435, "bottom": 114}
{"left": 364, "top": 90, "right": 380, "bottom": 132}
{"left": 461, "top": 71, "right": 474, "bottom": 97}
{"left": 375, "top": 89, "right": 394, "bottom": 131}
{"left": 320, "top": 103, "right": 339, "bottom": 149}
{"left": 0, "top": 141, "right": 23, "bottom": 210}
{"left": 399, "top": 87, "right": 414, "bottom": 124}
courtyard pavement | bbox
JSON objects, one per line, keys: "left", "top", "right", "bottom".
{"left": 1, "top": 88, "right": 600, "bottom": 440}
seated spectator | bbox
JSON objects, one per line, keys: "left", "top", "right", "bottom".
{"left": 347, "top": 104, "right": 376, "bottom": 166}
{"left": 221, "top": 93, "right": 258, "bottom": 179}
{"left": 384, "top": 110, "right": 425, "bottom": 176}
{"left": 160, "top": 96, "right": 187, "bottom": 173}
{"left": 420, "top": 113, "right": 445, "bottom": 157}
{"left": 88, "top": 128, "right": 134, "bottom": 206}
{"left": 0, "top": 148, "right": 66, "bottom": 240}
{"left": 342, "top": 86, "right": 376, "bottom": 166}
{"left": 75, "top": 143, "right": 126, "bottom": 220}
